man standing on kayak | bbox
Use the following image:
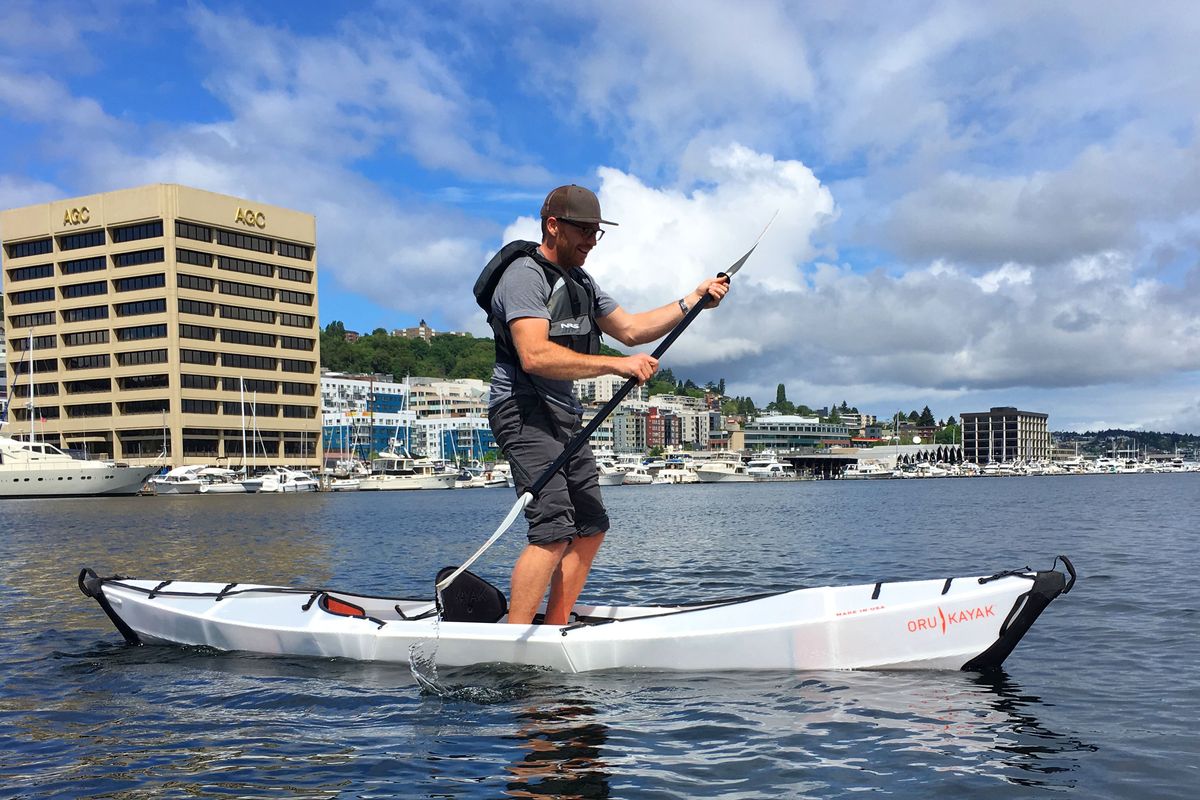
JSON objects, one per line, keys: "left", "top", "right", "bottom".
{"left": 483, "top": 184, "right": 729, "bottom": 625}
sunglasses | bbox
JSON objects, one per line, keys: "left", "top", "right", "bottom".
{"left": 557, "top": 218, "right": 605, "bottom": 241}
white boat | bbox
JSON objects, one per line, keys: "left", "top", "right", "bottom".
{"left": 749, "top": 459, "right": 798, "bottom": 481}
{"left": 657, "top": 466, "right": 699, "bottom": 484}
{"left": 195, "top": 467, "right": 248, "bottom": 494}
{"left": 621, "top": 466, "right": 655, "bottom": 485}
{"left": 695, "top": 456, "right": 753, "bottom": 483}
{"left": 596, "top": 459, "right": 627, "bottom": 486}
{"left": 149, "top": 465, "right": 206, "bottom": 495}
{"left": 841, "top": 461, "right": 893, "bottom": 480}
{"left": 241, "top": 467, "right": 320, "bottom": 493}
{"left": 327, "top": 477, "right": 362, "bottom": 492}
{"left": 78, "top": 556, "right": 1076, "bottom": 673}
{"left": 0, "top": 432, "right": 160, "bottom": 498}
{"left": 358, "top": 450, "right": 457, "bottom": 491}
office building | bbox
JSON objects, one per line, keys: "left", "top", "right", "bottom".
{"left": 961, "top": 406, "right": 1050, "bottom": 464}
{"left": 1, "top": 184, "right": 321, "bottom": 467}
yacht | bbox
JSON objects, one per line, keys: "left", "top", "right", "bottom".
{"left": 149, "top": 465, "right": 206, "bottom": 495}
{"left": 196, "top": 467, "right": 249, "bottom": 494}
{"left": 241, "top": 467, "right": 320, "bottom": 493}
{"left": 750, "top": 462, "right": 798, "bottom": 481}
{"left": 656, "top": 465, "right": 699, "bottom": 484}
{"left": 596, "top": 458, "right": 627, "bottom": 486}
{"left": 0, "top": 432, "right": 160, "bottom": 498}
{"left": 841, "top": 461, "right": 893, "bottom": 480}
{"left": 621, "top": 466, "right": 655, "bottom": 485}
{"left": 358, "top": 450, "right": 457, "bottom": 491}
{"left": 694, "top": 456, "right": 753, "bottom": 483}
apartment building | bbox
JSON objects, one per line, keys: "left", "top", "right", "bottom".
{"left": 1, "top": 184, "right": 321, "bottom": 467}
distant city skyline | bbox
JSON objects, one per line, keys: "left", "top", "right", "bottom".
{"left": 2, "top": 2, "right": 1198, "bottom": 433}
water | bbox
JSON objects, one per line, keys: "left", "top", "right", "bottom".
{"left": 1, "top": 476, "right": 1197, "bottom": 798}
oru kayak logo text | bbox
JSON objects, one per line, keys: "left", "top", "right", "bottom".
{"left": 907, "top": 605, "right": 995, "bottom": 635}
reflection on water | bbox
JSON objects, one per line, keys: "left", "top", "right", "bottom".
{"left": 505, "top": 698, "right": 610, "bottom": 799}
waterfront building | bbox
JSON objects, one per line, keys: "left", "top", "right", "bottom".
{"left": 649, "top": 393, "right": 712, "bottom": 449}
{"left": 1, "top": 184, "right": 321, "bottom": 467}
{"left": 743, "top": 414, "right": 852, "bottom": 451}
{"left": 960, "top": 406, "right": 1050, "bottom": 464}
{"left": 320, "top": 373, "right": 414, "bottom": 460}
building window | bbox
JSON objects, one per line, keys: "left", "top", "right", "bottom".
{"left": 218, "top": 279, "right": 273, "bottom": 301}
{"left": 7, "top": 264, "right": 54, "bottom": 282}
{"left": 113, "top": 248, "right": 165, "bottom": 268}
{"left": 219, "top": 304, "right": 274, "bottom": 324}
{"left": 62, "top": 329, "right": 109, "bottom": 347}
{"left": 279, "top": 312, "right": 314, "bottom": 328}
{"left": 179, "top": 298, "right": 215, "bottom": 316}
{"left": 223, "top": 377, "right": 276, "bottom": 393}
{"left": 11, "top": 357, "right": 57, "bottom": 375}
{"left": 279, "top": 335, "right": 314, "bottom": 351}
{"left": 66, "top": 402, "right": 113, "bottom": 418}
{"left": 11, "top": 334, "right": 57, "bottom": 351}
{"left": 215, "top": 227, "right": 272, "bottom": 253}
{"left": 179, "top": 324, "right": 217, "bottom": 341}
{"left": 60, "top": 230, "right": 106, "bottom": 251}
{"left": 281, "top": 381, "right": 316, "bottom": 396}
{"left": 116, "top": 349, "right": 168, "bottom": 366}
{"left": 120, "top": 374, "right": 170, "bottom": 391}
{"left": 114, "top": 273, "right": 166, "bottom": 292}
{"left": 278, "top": 289, "right": 313, "bottom": 306}
{"left": 120, "top": 399, "right": 170, "bottom": 415}
{"left": 11, "top": 382, "right": 58, "bottom": 398}
{"left": 180, "top": 349, "right": 218, "bottom": 365}
{"left": 282, "top": 405, "right": 316, "bottom": 419}
{"left": 10, "top": 311, "right": 56, "bottom": 328}
{"left": 116, "top": 324, "right": 167, "bottom": 342}
{"left": 220, "top": 328, "right": 275, "bottom": 347}
{"left": 62, "top": 305, "right": 109, "bottom": 323}
{"left": 5, "top": 238, "right": 53, "bottom": 258}
{"left": 110, "top": 220, "right": 163, "bottom": 243}
{"left": 182, "top": 399, "right": 218, "bottom": 414}
{"left": 114, "top": 299, "right": 167, "bottom": 317}
{"left": 222, "top": 353, "right": 277, "bottom": 371}
{"left": 65, "top": 378, "right": 112, "bottom": 394}
{"left": 280, "top": 358, "right": 315, "bottom": 374}
{"left": 177, "top": 221, "right": 212, "bottom": 242}
{"left": 217, "top": 255, "right": 273, "bottom": 278}
{"left": 63, "top": 353, "right": 111, "bottom": 370}
{"left": 277, "top": 241, "right": 311, "bottom": 260}
{"left": 10, "top": 288, "right": 55, "bottom": 304}
{"left": 178, "top": 273, "right": 214, "bottom": 292}
{"left": 61, "top": 281, "right": 107, "bottom": 299}
{"left": 181, "top": 374, "right": 218, "bottom": 390}
{"left": 60, "top": 256, "right": 106, "bottom": 276}
{"left": 177, "top": 248, "right": 213, "bottom": 267}
{"left": 278, "top": 266, "right": 312, "bottom": 283}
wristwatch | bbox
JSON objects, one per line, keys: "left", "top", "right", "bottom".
{"left": 678, "top": 297, "right": 689, "bottom": 315}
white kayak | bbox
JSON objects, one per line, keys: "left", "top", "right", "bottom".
{"left": 78, "top": 556, "right": 1074, "bottom": 673}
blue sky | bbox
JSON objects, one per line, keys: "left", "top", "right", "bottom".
{"left": 2, "top": 1, "right": 1200, "bottom": 433}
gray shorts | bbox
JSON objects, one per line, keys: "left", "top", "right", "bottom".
{"left": 488, "top": 394, "right": 610, "bottom": 545}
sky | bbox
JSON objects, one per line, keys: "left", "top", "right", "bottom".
{"left": 2, "top": 0, "right": 1199, "bottom": 433}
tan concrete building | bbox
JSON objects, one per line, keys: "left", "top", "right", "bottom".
{"left": 1, "top": 184, "right": 322, "bottom": 468}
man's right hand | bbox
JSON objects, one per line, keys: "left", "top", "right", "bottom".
{"left": 617, "top": 353, "right": 659, "bottom": 384}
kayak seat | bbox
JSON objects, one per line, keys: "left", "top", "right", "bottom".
{"left": 436, "top": 567, "right": 508, "bottom": 624}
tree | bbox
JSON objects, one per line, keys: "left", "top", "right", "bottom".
{"left": 918, "top": 405, "right": 936, "bottom": 427}
{"left": 776, "top": 384, "right": 788, "bottom": 406}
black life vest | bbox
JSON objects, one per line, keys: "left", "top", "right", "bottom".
{"left": 474, "top": 240, "right": 602, "bottom": 366}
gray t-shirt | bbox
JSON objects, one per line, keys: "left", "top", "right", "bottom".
{"left": 489, "top": 255, "right": 618, "bottom": 413}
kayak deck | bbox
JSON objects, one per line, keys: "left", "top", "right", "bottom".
{"left": 79, "top": 557, "right": 1075, "bottom": 673}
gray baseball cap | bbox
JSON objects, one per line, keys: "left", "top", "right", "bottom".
{"left": 540, "top": 185, "right": 618, "bottom": 226}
